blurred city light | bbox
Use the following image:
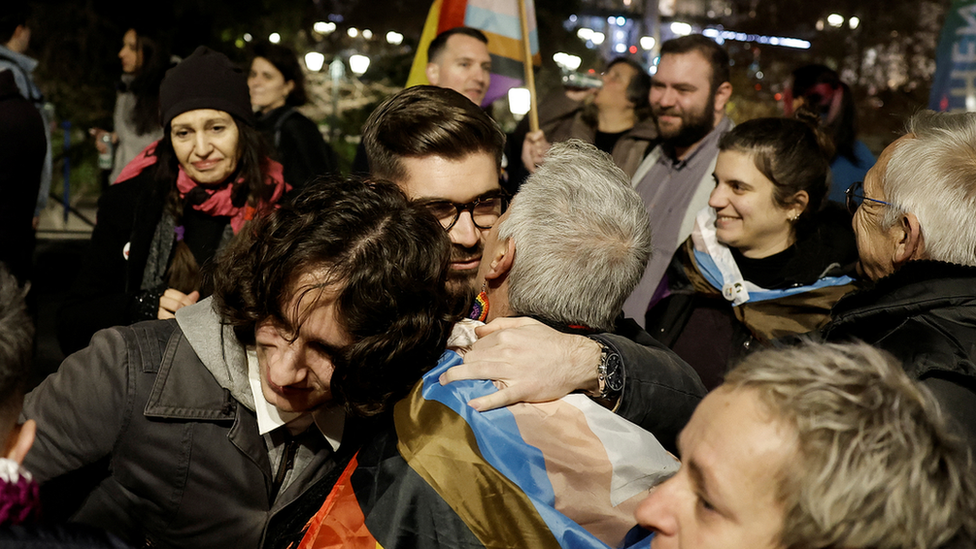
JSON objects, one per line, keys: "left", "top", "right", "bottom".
{"left": 827, "top": 14, "right": 844, "bottom": 28}
{"left": 670, "top": 22, "right": 693, "bottom": 36}
{"left": 386, "top": 31, "right": 404, "bottom": 45}
{"left": 849, "top": 17, "right": 860, "bottom": 29}
{"left": 349, "top": 54, "right": 370, "bottom": 75}
{"left": 269, "top": 33, "right": 281, "bottom": 44}
{"left": 509, "top": 88, "right": 530, "bottom": 116}
{"left": 313, "top": 21, "right": 336, "bottom": 35}
{"left": 243, "top": 33, "right": 253, "bottom": 42}
{"left": 591, "top": 32, "right": 606, "bottom": 45}
{"left": 702, "top": 28, "right": 810, "bottom": 49}
{"left": 616, "top": 16, "right": 626, "bottom": 26}
{"left": 614, "top": 43, "right": 627, "bottom": 53}
{"left": 577, "top": 27, "right": 594, "bottom": 41}
{"left": 640, "top": 36, "right": 656, "bottom": 50}
{"left": 362, "top": 29, "right": 373, "bottom": 39}
{"left": 304, "top": 52, "right": 325, "bottom": 72}
{"left": 553, "top": 52, "right": 582, "bottom": 71}
{"left": 347, "top": 27, "right": 359, "bottom": 38}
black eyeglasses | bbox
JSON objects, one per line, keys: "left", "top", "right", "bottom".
{"left": 423, "top": 194, "right": 508, "bottom": 231}
{"left": 845, "top": 181, "right": 890, "bottom": 215}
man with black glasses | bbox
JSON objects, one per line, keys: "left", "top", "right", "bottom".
{"left": 820, "top": 110, "right": 976, "bottom": 452}
{"left": 362, "top": 86, "right": 705, "bottom": 454}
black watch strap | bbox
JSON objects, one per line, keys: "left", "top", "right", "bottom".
{"left": 593, "top": 339, "right": 624, "bottom": 400}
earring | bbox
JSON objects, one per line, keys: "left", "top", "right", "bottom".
{"left": 469, "top": 281, "right": 490, "bottom": 322}
{"left": 788, "top": 211, "right": 799, "bottom": 222}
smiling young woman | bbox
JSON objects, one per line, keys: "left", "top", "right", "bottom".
{"left": 58, "top": 46, "right": 290, "bottom": 354}
{"left": 645, "top": 114, "right": 860, "bottom": 390}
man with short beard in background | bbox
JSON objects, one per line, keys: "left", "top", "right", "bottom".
{"left": 623, "top": 34, "right": 733, "bottom": 327}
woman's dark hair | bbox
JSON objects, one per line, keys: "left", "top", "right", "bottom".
{"left": 153, "top": 113, "right": 274, "bottom": 293}
{"left": 125, "top": 28, "right": 172, "bottom": 136}
{"left": 719, "top": 114, "right": 834, "bottom": 233}
{"left": 212, "top": 176, "right": 460, "bottom": 416}
{"left": 790, "top": 64, "right": 858, "bottom": 163}
{"left": 251, "top": 41, "right": 308, "bottom": 106}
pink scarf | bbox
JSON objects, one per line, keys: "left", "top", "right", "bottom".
{"left": 115, "top": 141, "right": 290, "bottom": 234}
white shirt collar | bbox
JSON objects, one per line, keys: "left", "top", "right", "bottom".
{"left": 245, "top": 348, "right": 344, "bottom": 451}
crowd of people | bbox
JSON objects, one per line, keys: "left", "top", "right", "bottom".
{"left": 0, "top": 4, "right": 974, "bottom": 549}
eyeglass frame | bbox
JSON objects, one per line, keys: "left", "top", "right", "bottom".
{"left": 421, "top": 192, "right": 510, "bottom": 231}
{"left": 845, "top": 181, "right": 890, "bottom": 216}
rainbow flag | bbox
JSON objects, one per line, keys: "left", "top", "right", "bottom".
{"left": 405, "top": 0, "right": 542, "bottom": 106}
{"left": 292, "top": 350, "right": 676, "bottom": 549}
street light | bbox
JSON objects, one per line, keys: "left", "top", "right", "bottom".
{"left": 552, "top": 52, "right": 582, "bottom": 71}
{"left": 640, "top": 36, "right": 656, "bottom": 50}
{"left": 577, "top": 28, "right": 594, "bottom": 41}
{"left": 313, "top": 21, "right": 336, "bottom": 35}
{"left": 362, "top": 29, "right": 373, "bottom": 39}
{"left": 349, "top": 54, "right": 370, "bottom": 76}
{"left": 304, "top": 52, "right": 325, "bottom": 72}
{"left": 827, "top": 14, "right": 844, "bottom": 28}
{"left": 347, "top": 27, "right": 359, "bottom": 38}
{"left": 849, "top": 16, "right": 860, "bottom": 29}
{"left": 670, "top": 22, "right": 692, "bottom": 36}
{"left": 386, "top": 31, "right": 404, "bottom": 45}
{"left": 269, "top": 33, "right": 281, "bottom": 44}
{"left": 509, "top": 88, "right": 530, "bottom": 117}
{"left": 591, "top": 32, "right": 606, "bottom": 45}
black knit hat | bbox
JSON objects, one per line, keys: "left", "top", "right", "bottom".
{"left": 160, "top": 46, "right": 254, "bottom": 128}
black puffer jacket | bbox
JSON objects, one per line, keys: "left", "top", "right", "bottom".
{"left": 821, "top": 260, "right": 976, "bottom": 449}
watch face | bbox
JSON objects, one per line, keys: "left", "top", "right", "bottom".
{"left": 605, "top": 353, "right": 624, "bottom": 392}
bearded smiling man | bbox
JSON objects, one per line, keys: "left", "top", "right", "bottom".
{"left": 623, "top": 34, "right": 733, "bottom": 326}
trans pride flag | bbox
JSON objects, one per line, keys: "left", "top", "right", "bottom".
{"left": 293, "top": 350, "right": 676, "bottom": 549}
{"left": 405, "top": 0, "right": 542, "bottom": 106}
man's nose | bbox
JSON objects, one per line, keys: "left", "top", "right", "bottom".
{"left": 270, "top": 346, "right": 308, "bottom": 386}
{"left": 449, "top": 211, "right": 482, "bottom": 248}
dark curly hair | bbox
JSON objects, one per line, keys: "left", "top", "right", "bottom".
{"left": 211, "top": 176, "right": 460, "bottom": 416}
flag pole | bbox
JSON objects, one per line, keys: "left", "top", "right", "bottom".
{"left": 517, "top": 0, "right": 538, "bottom": 131}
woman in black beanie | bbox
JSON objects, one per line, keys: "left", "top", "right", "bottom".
{"left": 57, "top": 46, "right": 290, "bottom": 354}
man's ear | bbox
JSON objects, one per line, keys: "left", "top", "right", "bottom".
{"left": 892, "top": 212, "right": 924, "bottom": 267}
{"left": 425, "top": 63, "right": 440, "bottom": 86}
{"left": 713, "top": 81, "right": 732, "bottom": 114}
{"left": 484, "top": 238, "right": 516, "bottom": 282}
{"left": 4, "top": 419, "right": 35, "bottom": 465}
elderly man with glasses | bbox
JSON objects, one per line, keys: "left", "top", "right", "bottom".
{"left": 820, "top": 110, "right": 976, "bottom": 452}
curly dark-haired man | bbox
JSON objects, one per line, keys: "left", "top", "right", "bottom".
{"left": 21, "top": 177, "right": 457, "bottom": 549}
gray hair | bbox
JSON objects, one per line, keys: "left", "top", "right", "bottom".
{"left": 882, "top": 110, "right": 976, "bottom": 266}
{"left": 724, "top": 342, "right": 976, "bottom": 549}
{"left": 497, "top": 140, "right": 652, "bottom": 331}
{"left": 0, "top": 265, "right": 32, "bottom": 433}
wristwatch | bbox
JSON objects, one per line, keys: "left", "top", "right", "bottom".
{"left": 592, "top": 339, "right": 624, "bottom": 400}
